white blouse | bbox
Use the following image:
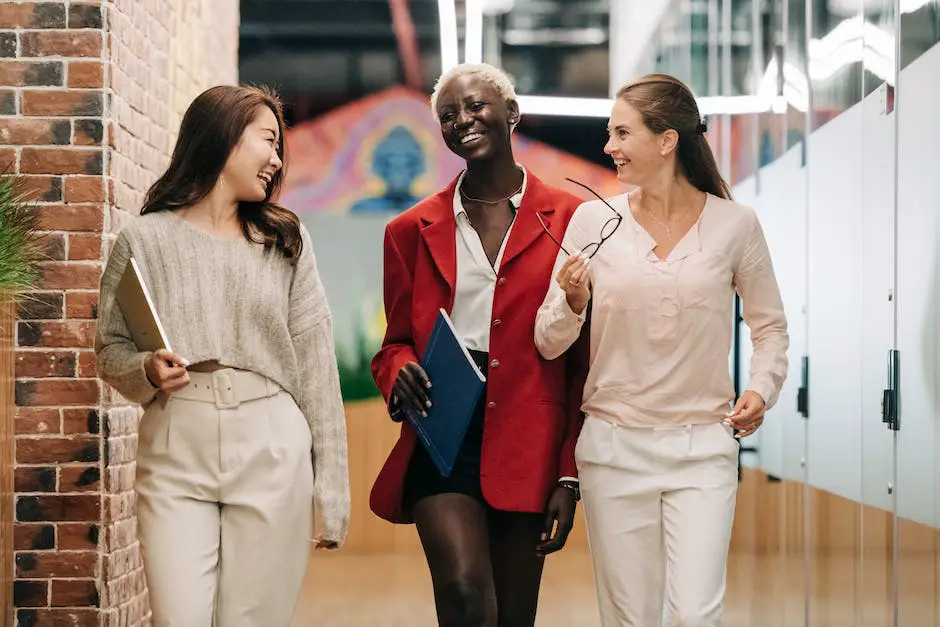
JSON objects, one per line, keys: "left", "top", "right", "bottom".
{"left": 450, "top": 167, "right": 527, "bottom": 352}
{"left": 535, "top": 192, "right": 790, "bottom": 427}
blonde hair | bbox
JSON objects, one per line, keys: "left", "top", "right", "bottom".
{"left": 430, "top": 63, "right": 519, "bottom": 129}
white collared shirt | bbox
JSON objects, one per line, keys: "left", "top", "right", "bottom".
{"left": 450, "top": 166, "right": 527, "bottom": 352}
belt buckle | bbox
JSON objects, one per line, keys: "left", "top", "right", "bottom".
{"left": 211, "top": 370, "right": 239, "bottom": 409}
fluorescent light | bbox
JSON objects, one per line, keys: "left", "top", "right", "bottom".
{"left": 515, "top": 96, "right": 614, "bottom": 117}
{"left": 516, "top": 94, "right": 774, "bottom": 118}
{"left": 465, "top": 0, "right": 483, "bottom": 64}
{"left": 438, "top": 0, "right": 459, "bottom": 73}
{"left": 503, "top": 27, "right": 608, "bottom": 46}
{"left": 698, "top": 95, "right": 772, "bottom": 115}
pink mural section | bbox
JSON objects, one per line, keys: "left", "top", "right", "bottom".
{"left": 281, "top": 86, "right": 621, "bottom": 214}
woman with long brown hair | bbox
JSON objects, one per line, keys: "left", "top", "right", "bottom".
{"left": 95, "top": 85, "right": 349, "bottom": 626}
{"left": 535, "top": 74, "right": 789, "bottom": 626}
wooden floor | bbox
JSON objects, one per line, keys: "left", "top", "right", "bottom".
{"left": 291, "top": 549, "right": 939, "bottom": 626}
{"left": 293, "top": 551, "right": 598, "bottom": 627}
{"left": 293, "top": 461, "right": 939, "bottom": 626}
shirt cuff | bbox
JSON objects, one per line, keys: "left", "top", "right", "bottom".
{"left": 558, "top": 296, "right": 587, "bottom": 324}
{"left": 558, "top": 476, "right": 579, "bottom": 484}
{"left": 538, "top": 293, "right": 587, "bottom": 357}
{"left": 745, "top": 381, "right": 774, "bottom": 410}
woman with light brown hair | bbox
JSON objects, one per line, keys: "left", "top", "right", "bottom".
{"left": 535, "top": 74, "right": 789, "bottom": 626}
{"left": 95, "top": 85, "right": 349, "bottom": 626}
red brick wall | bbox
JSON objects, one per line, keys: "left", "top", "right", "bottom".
{"left": 2, "top": 1, "right": 238, "bottom": 624}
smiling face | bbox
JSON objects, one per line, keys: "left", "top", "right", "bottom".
{"left": 603, "top": 97, "right": 679, "bottom": 189}
{"left": 219, "top": 105, "right": 284, "bottom": 202}
{"left": 434, "top": 73, "right": 519, "bottom": 162}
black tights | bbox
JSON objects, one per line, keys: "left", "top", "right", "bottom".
{"left": 412, "top": 493, "right": 545, "bottom": 627}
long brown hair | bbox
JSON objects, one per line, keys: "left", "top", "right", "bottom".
{"left": 141, "top": 85, "right": 303, "bottom": 260}
{"left": 617, "top": 74, "right": 732, "bottom": 200}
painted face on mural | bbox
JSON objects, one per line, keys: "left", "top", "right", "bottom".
{"left": 435, "top": 74, "right": 518, "bottom": 162}
{"left": 220, "top": 105, "right": 284, "bottom": 202}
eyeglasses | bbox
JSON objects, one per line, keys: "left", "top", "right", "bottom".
{"left": 536, "top": 178, "right": 623, "bottom": 259}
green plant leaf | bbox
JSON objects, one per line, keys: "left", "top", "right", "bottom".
{"left": 0, "top": 172, "right": 43, "bottom": 295}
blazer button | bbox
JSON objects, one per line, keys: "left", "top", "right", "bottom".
{"left": 490, "top": 359, "right": 500, "bottom": 368}
{"left": 497, "top": 277, "right": 507, "bottom": 286}
{"left": 487, "top": 401, "right": 496, "bottom": 409}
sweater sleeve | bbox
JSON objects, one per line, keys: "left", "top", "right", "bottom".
{"left": 94, "top": 229, "right": 158, "bottom": 405}
{"left": 288, "top": 225, "right": 350, "bottom": 546}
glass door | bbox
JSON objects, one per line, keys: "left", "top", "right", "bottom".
{"left": 857, "top": 1, "right": 899, "bottom": 623}
{"left": 804, "top": 0, "right": 868, "bottom": 622}
{"left": 896, "top": 2, "right": 940, "bottom": 625}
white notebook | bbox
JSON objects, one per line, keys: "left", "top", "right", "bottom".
{"left": 114, "top": 257, "right": 173, "bottom": 353}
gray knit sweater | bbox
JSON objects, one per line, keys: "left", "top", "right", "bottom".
{"left": 95, "top": 210, "right": 350, "bottom": 545}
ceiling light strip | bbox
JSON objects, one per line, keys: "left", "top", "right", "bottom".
{"left": 438, "top": 0, "right": 459, "bottom": 73}
{"left": 464, "top": 0, "right": 483, "bottom": 64}
{"left": 516, "top": 95, "right": 776, "bottom": 118}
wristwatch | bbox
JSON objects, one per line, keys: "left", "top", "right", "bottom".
{"left": 558, "top": 479, "right": 581, "bottom": 502}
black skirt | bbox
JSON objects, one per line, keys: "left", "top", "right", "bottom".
{"left": 403, "top": 349, "right": 489, "bottom": 506}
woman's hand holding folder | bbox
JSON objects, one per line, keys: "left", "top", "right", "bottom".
{"left": 390, "top": 362, "right": 432, "bottom": 420}
{"left": 144, "top": 348, "right": 191, "bottom": 393}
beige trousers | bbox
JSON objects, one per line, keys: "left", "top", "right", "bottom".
{"left": 135, "top": 369, "right": 314, "bottom": 627}
{"left": 576, "top": 418, "right": 739, "bottom": 627}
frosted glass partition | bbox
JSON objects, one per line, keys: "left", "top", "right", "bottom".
{"left": 739, "top": 146, "right": 809, "bottom": 483}
{"left": 804, "top": 99, "right": 865, "bottom": 503}
{"left": 896, "top": 35, "right": 940, "bottom": 627}
{"left": 895, "top": 42, "right": 940, "bottom": 534}
{"left": 858, "top": 83, "right": 897, "bottom": 516}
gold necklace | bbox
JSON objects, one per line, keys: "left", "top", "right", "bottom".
{"left": 643, "top": 207, "right": 692, "bottom": 238}
{"left": 636, "top": 190, "right": 697, "bottom": 238}
{"left": 459, "top": 168, "right": 524, "bottom": 204}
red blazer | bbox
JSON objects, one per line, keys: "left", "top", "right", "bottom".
{"left": 369, "top": 170, "right": 589, "bottom": 524}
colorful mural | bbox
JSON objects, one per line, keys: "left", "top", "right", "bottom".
{"left": 281, "top": 86, "right": 621, "bottom": 400}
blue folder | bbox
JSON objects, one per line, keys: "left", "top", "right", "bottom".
{"left": 405, "top": 309, "right": 487, "bottom": 477}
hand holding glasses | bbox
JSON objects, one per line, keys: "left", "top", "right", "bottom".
{"left": 556, "top": 252, "right": 592, "bottom": 315}
{"left": 537, "top": 178, "right": 623, "bottom": 315}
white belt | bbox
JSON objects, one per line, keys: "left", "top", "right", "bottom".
{"left": 172, "top": 368, "right": 280, "bottom": 409}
